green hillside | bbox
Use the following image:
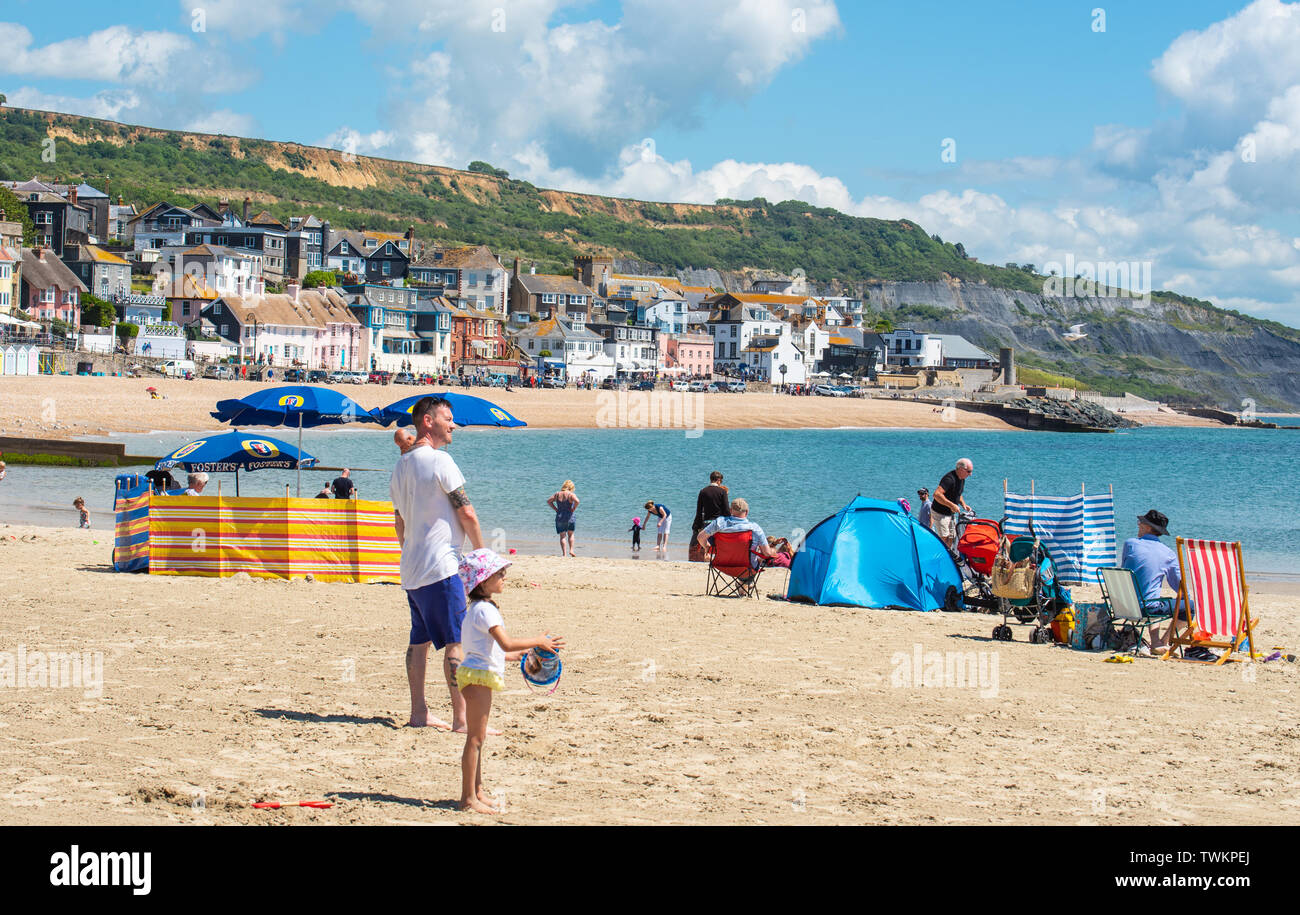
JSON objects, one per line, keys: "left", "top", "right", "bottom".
{"left": 0, "top": 107, "right": 1043, "bottom": 289}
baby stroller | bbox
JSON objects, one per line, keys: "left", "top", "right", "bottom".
{"left": 953, "top": 513, "right": 1002, "bottom": 612}
{"left": 990, "top": 527, "right": 1072, "bottom": 643}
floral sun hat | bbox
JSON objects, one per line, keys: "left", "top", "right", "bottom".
{"left": 459, "top": 548, "right": 512, "bottom": 594}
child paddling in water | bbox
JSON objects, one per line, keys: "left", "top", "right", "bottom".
{"left": 455, "top": 548, "right": 564, "bottom": 814}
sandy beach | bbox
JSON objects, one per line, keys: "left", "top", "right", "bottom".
{"left": 0, "top": 375, "right": 1220, "bottom": 439}
{"left": 2, "top": 524, "right": 1296, "bottom": 826}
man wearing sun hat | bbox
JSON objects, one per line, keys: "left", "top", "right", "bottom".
{"left": 1122, "top": 508, "right": 1196, "bottom": 655}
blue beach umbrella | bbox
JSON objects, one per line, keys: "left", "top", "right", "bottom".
{"left": 155, "top": 430, "right": 318, "bottom": 497}
{"left": 376, "top": 392, "right": 526, "bottom": 428}
{"left": 211, "top": 385, "right": 382, "bottom": 494}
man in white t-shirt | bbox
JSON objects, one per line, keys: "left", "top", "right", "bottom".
{"left": 390, "top": 396, "right": 485, "bottom": 731}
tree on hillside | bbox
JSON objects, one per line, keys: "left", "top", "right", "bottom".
{"left": 0, "top": 186, "right": 36, "bottom": 244}
{"left": 467, "top": 161, "right": 509, "bottom": 179}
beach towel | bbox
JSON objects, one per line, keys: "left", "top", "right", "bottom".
{"left": 1003, "top": 489, "right": 1115, "bottom": 586}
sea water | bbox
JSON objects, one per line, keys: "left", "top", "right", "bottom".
{"left": 3, "top": 425, "right": 1297, "bottom": 575}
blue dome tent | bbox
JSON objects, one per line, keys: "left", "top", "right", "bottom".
{"left": 787, "top": 496, "right": 962, "bottom": 611}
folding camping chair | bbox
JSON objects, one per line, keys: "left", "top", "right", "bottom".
{"left": 1096, "top": 566, "right": 1174, "bottom": 655}
{"left": 705, "top": 530, "right": 763, "bottom": 598}
{"left": 1160, "top": 538, "right": 1259, "bottom": 665}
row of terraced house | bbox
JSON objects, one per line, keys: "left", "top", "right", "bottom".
{"left": 0, "top": 177, "right": 995, "bottom": 382}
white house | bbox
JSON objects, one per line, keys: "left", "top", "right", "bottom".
{"left": 881, "top": 329, "right": 944, "bottom": 367}
{"left": 512, "top": 314, "right": 609, "bottom": 380}
{"left": 742, "top": 334, "right": 807, "bottom": 384}
{"left": 706, "top": 301, "right": 793, "bottom": 372}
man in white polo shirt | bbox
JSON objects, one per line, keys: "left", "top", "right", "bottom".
{"left": 390, "top": 396, "right": 485, "bottom": 731}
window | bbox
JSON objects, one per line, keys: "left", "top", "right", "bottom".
{"left": 541, "top": 293, "right": 555, "bottom": 304}
{"left": 35, "top": 212, "right": 52, "bottom": 225}
{"left": 730, "top": 342, "right": 737, "bottom": 358}
{"left": 221, "top": 324, "right": 229, "bottom": 336}
{"left": 340, "top": 242, "right": 349, "bottom": 255}
{"left": 382, "top": 262, "right": 391, "bottom": 276}
{"left": 365, "top": 238, "right": 377, "bottom": 248}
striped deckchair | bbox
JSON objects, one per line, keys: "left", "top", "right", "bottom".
{"left": 1003, "top": 489, "right": 1115, "bottom": 586}
{"left": 1161, "top": 538, "right": 1258, "bottom": 665}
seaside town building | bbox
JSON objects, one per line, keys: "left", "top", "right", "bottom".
{"left": 512, "top": 313, "right": 607, "bottom": 381}
{"left": 419, "top": 244, "right": 508, "bottom": 315}
{"left": 284, "top": 215, "right": 325, "bottom": 280}
{"left": 0, "top": 212, "right": 23, "bottom": 317}
{"left": 127, "top": 201, "right": 223, "bottom": 253}
{"left": 663, "top": 331, "right": 714, "bottom": 379}
{"left": 586, "top": 319, "right": 660, "bottom": 378}
{"left": 183, "top": 210, "right": 289, "bottom": 282}
{"left": 324, "top": 227, "right": 412, "bottom": 284}
{"left": 741, "top": 333, "right": 807, "bottom": 384}
{"left": 20, "top": 246, "right": 85, "bottom": 327}
{"left": 199, "top": 286, "right": 363, "bottom": 370}
{"left": 61, "top": 243, "right": 131, "bottom": 301}
{"left": 450, "top": 303, "right": 514, "bottom": 379}
{"left": 340, "top": 282, "right": 420, "bottom": 371}
{"left": 7, "top": 184, "right": 91, "bottom": 256}
{"left": 509, "top": 262, "right": 596, "bottom": 319}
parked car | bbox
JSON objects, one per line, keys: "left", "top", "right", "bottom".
{"left": 283, "top": 368, "right": 306, "bottom": 383}
{"left": 154, "top": 359, "right": 197, "bottom": 378}
{"left": 308, "top": 369, "right": 330, "bottom": 384}
{"left": 814, "top": 384, "right": 847, "bottom": 397}
{"left": 542, "top": 376, "right": 566, "bottom": 389}
{"left": 634, "top": 380, "right": 656, "bottom": 391}
{"left": 705, "top": 382, "right": 724, "bottom": 392}
{"left": 727, "top": 381, "right": 747, "bottom": 393}
{"left": 687, "top": 381, "right": 708, "bottom": 392}
{"left": 393, "top": 372, "right": 416, "bottom": 385}
{"left": 202, "top": 365, "right": 234, "bottom": 380}
{"left": 488, "top": 374, "right": 509, "bottom": 388}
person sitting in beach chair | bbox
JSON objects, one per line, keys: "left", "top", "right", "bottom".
{"left": 1122, "top": 509, "right": 1185, "bottom": 653}
{"left": 698, "top": 498, "right": 779, "bottom": 596}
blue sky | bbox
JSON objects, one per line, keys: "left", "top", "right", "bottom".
{"left": 3, "top": 0, "right": 1299, "bottom": 323}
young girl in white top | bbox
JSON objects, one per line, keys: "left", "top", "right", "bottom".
{"left": 455, "top": 548, "right": 564, "bottom": 814}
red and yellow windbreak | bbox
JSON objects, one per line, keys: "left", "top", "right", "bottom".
{"left": 147, "top": 496, "right": 400, "bottom": 583}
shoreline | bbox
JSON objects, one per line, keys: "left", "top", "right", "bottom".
{"left": 0, "top": 374, "right": 1227, "bottom": 439}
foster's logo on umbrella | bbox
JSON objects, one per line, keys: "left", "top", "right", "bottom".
{"left": 241, "top": 439, "right": 280, "bottom": 458}
{"left": 170, "top": 441, "right": 205, "bottom": 460}
{"left": 278, "top": 394, "right": 305, "bottom": 408}
{"left": 490, "top": 407, "right": 509, "bottom": 421}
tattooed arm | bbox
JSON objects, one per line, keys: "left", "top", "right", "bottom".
{"left": 448, "top": 486, "right": 484, "bottom": 550}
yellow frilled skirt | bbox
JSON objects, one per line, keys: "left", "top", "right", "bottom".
{"left": 456, "top": 666, "right": 505, "bottom": 692}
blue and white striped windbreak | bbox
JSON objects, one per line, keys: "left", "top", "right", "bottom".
{"left": 1003, "top": 490, "right": 1116, "bottom": 585}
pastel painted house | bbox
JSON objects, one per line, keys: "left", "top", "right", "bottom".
{"left": 20, "top": 247, "right": 85, "bottom": 327}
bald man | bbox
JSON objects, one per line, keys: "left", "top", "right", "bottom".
{"left": 930, "top": 458, "right": 974, "bottom": 549}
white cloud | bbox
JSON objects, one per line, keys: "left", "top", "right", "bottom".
{"left": 0, "top": 22, "right": 250, "bottom": 92}
{"left": 6, "top": 86, "right": 145, "bottom": 122}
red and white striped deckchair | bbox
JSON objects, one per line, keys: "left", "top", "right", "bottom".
{"left": 1161, "top": 538, "right": 1258, "bottom": 665}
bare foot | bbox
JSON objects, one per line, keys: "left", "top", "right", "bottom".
{"left": 459, "top": 798, "right": 498, "bottom": 815}
{"left": 477, "top": 788, "right": 496, "bottom": 805}
{"left": 407, "top": 714, "right": 453, "bottom": 730}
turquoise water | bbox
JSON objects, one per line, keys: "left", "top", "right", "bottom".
{"left": 4, "top": 424, "right": 1297, "bottom": 575}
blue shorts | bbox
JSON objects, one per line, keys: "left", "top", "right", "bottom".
{"left": 406, "top": 575, "right": 467, "bottom": 649}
